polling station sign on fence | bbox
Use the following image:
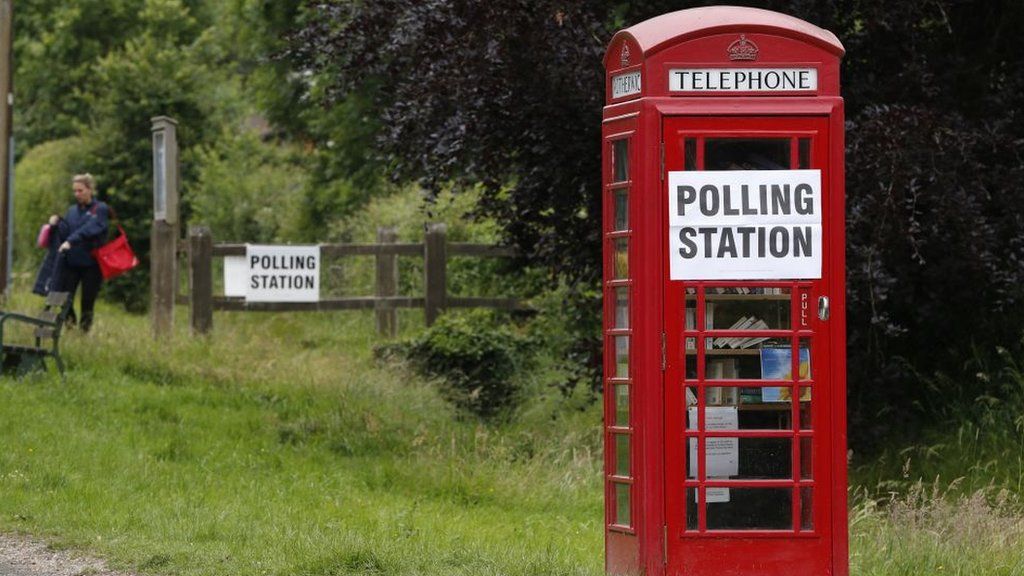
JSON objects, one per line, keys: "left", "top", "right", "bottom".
{"left": 244, "top": 245, "right": 320, "bottom": 302}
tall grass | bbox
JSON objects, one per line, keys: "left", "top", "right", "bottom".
{"left": 0, "top": 287, "right": 1023, "bottom": 575}
{"left": 851, "top": 484, "right": 1024, "bottom": 575}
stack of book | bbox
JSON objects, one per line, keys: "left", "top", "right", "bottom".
{"left": 714, "top": 316, "right": 770, "bottom": 349}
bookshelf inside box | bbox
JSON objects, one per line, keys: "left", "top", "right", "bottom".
{"left": 684, "top": 294, "right": 790, "bottom": 301}
{"left": 684, "top": 287, "right": 809, "bottom": 417}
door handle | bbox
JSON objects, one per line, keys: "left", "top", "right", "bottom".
{"left": 818, "top": 296, "right": 830, "bottom": 321}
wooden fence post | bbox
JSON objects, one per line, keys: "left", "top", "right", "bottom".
{"left": 150, "top": 220, "right": 176, "bottom": 338}
{"left": 423, "top": 223, "right": 447, "bottom": 326}
{"left": 375, "top": 227, "right": 398, "bottom": 337}
{"left": 189, "top": 226, "right": 213, "bottom": 335}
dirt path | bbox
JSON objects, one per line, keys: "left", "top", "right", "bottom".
{"left": 0, "top": 534, "right": 134, "bottom": 576}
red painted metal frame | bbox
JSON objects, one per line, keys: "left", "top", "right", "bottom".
{"left": 603, "top": 8, "right": 846, "bottom": 576}
{"left": 662, "top": 116, "right": 835, "bottom": 576}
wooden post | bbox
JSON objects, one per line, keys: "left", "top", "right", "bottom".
{"left": 150, "top": 116, "right": 179, "bottom": 339}
{"left": 150, "top": 220, "right": 176, "bottom": 337}
{"left": 189, "top": 226, "right": 213, "bottom": 335}
{"left": 375, "top": 227, "right": 398, "bottom": 337}
{"left": 423, "top": 223, "right": 447, "bottom": 326}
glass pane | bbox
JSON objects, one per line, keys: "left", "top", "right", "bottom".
{"left": 615, "top": 384, "right": 629, "bottom": 427}
{"left": 613, "top": 238, "right": 628, "bottom": 279}
{"left": 615, "top": 483, "right": 631, "bottom": 526}
{"left": 685, "top": 137, "right": 698, "bottom": 170}
{"left": 153, "top": 132, "right": 166, "bottom": 214}
{"left": 614, "top": 336, "right": 629, "bottom": 378}
{"left": 704, "top": 338, "right": 790, "bottom": 380}
{"left": 685, "top": 346, "right": 698, "bottom": 380}
{"left": 705, "top": 138, "right": 792, "bottom": 171}
{"left": 691, "top": 436, "right": 792, "bottom": 480}
{"left": 685, "top": 289, "right": 696, "bottom": 352}
{"left": 736, "top": 437, "right": 791, "bottom": 480}
{"left": 799, "top": 338, "right": 812, "bottom": 381}
{"left": 706, "top": 488, "right": 793, "bottom": 530}
{"left": 685, "top": 386, "right": 699, "bottom": 429}
{"left": 686, "top": 488, "right": 699, "bottom": 530}
{"left": 614, "top": 287, "right": 629, "bottom": 329}
{"left": 800, "top": 487, "right": 814, "bottom": 530}
{"left": 703, "top": 287, "right": 791, "bottom": 331}
{"left": 615, "top": 434, "right": 630, "bottom": 477}
{"left": 613, "top": 140, "right": 629, "bottom": 182}
{"left": 799, "top": 387, "right": 812, "bottom": 429}
{"left": 798, "top": 138, "right": 811, "bottom": 169}
{"left": 800, "top": 436, "right": 813, "bottom": 479}
{"left": 613, "top": 189, "right": 629, "bottom": 231}
{"left": 699, "top": 387, "right": 794, "bottom": 430}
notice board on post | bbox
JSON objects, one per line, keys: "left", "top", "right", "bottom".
{"left": 668, "top": 170, "right": 822, "bottom": 280}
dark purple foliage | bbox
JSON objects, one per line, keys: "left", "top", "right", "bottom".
{"left": 286, "top": 0, "right": 1024, "bottom": 444}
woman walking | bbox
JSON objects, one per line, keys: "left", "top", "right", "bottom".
{"left": 47, "top": 173, "right": 109, "bottom": 332}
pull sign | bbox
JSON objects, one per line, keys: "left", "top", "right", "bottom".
{"left": 668, "top": 170, "right": 822, "bottom": 280}
{"left": 798, "top": 287, "right": 812, "bottom": 328}
{"left": 669, "top": 68, "right": 817, "bottom": 93}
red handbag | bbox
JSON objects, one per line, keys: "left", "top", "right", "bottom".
{"left": 91, "top": 225, "right": 139, "bottom": 280}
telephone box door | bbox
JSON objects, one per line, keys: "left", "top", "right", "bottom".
{"left": 664, "top": 115, "right": 835, "bottom": 576}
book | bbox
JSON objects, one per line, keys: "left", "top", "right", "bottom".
{"left": 759, "top": 346, "right": 812, "bottom": 402}
{"left": 714, "top": 316, "right": 749, "bottom": 347}
{"left": 734, "top": 319, "right": 770, "bottom": 348}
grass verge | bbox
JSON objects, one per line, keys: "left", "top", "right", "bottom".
{"left": 0, "top": 291, "right": 1022, "bottom": 575}
{"left": 0, "top": 294, "right": 602, "bottom": 576}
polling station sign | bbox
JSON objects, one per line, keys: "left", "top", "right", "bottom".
{"left": 245, "top": 245, "right": 320, "bottom": 302}
{"left": 668, "top": 170, "right": 822, "bottom": 280}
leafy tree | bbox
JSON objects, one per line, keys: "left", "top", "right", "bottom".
{"left": 286, "top": 0, "right": 1024, "bottom": 445}
{"left": 189, "top": 129, "right": 308, "bottom": 243}
{"left": 12, "top": 0, "right": 148, "bottom": 149}
{"left": 79, "top": 0, "right": 212, "bottom": 311}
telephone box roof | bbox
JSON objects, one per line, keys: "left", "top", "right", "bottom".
{"left": 605, "top": 6, "right": 845, "bottom": 68}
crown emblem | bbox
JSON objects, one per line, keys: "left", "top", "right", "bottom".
{"left": 727, "top": 34, "right": 759, "bottom": 61}
{"left": 620, "top": 44, "right": 631, "bottom": 67}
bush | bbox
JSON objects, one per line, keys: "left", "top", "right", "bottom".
{"left": 394, "top": 310, "right": 534, "bottom": 420}
{"left": 13, "top": 137, "right": 96, "bottom": 272}
{"left": 845, "top": 106, "right": 1024, "bottom": 445}
{"left": 188, "top": 130, "right": 308, "bottom": 243}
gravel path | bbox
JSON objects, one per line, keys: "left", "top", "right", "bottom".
{"left": 0, "top": 534, "right": 134, "bottom": 576}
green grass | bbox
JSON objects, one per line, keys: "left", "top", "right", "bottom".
{"left": 0, "top": 290, "right": 1022, "bottom": 575}
{"left": 0, "top": 294, "right": 602, "bottom": 575}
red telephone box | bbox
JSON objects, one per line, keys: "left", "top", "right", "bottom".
{"left": 601, "top": 7, "right": 846, "bottom": 576}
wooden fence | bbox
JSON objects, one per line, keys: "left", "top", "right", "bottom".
{"left": 183, "top": 223, "right": 527, "bottom": 336}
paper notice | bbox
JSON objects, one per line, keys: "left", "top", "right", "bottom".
{"left": 687, "top": 406, "right": 739, "bottom": 478}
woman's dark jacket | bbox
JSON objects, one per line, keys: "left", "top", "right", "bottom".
{"left": 57, "top": 200, "right": 110, "bottom": 268}
{"left": 32, "top": 200, "right": 109, "bottom": 295}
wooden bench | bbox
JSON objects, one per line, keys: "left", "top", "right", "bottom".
{"left": 0, "top": 291, "right": 72, "bottom": 380}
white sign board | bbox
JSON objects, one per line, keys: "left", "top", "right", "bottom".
{"left": 668, "top": 170, "right": 822, "bottom": 280}
{"left": 611, "top": 71, "right": 642, "bottom": 99}
{"left": 245, "top": 245, "right": 320, "bottom": 302}
{"left": 669, "top": 68, "right": 817, "bottom": 92}
{"left": 688, "top": 406, "right": 739, "bottom": 503}
{"left": 224, "top": 256, "right": 247, "bottom": 297}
